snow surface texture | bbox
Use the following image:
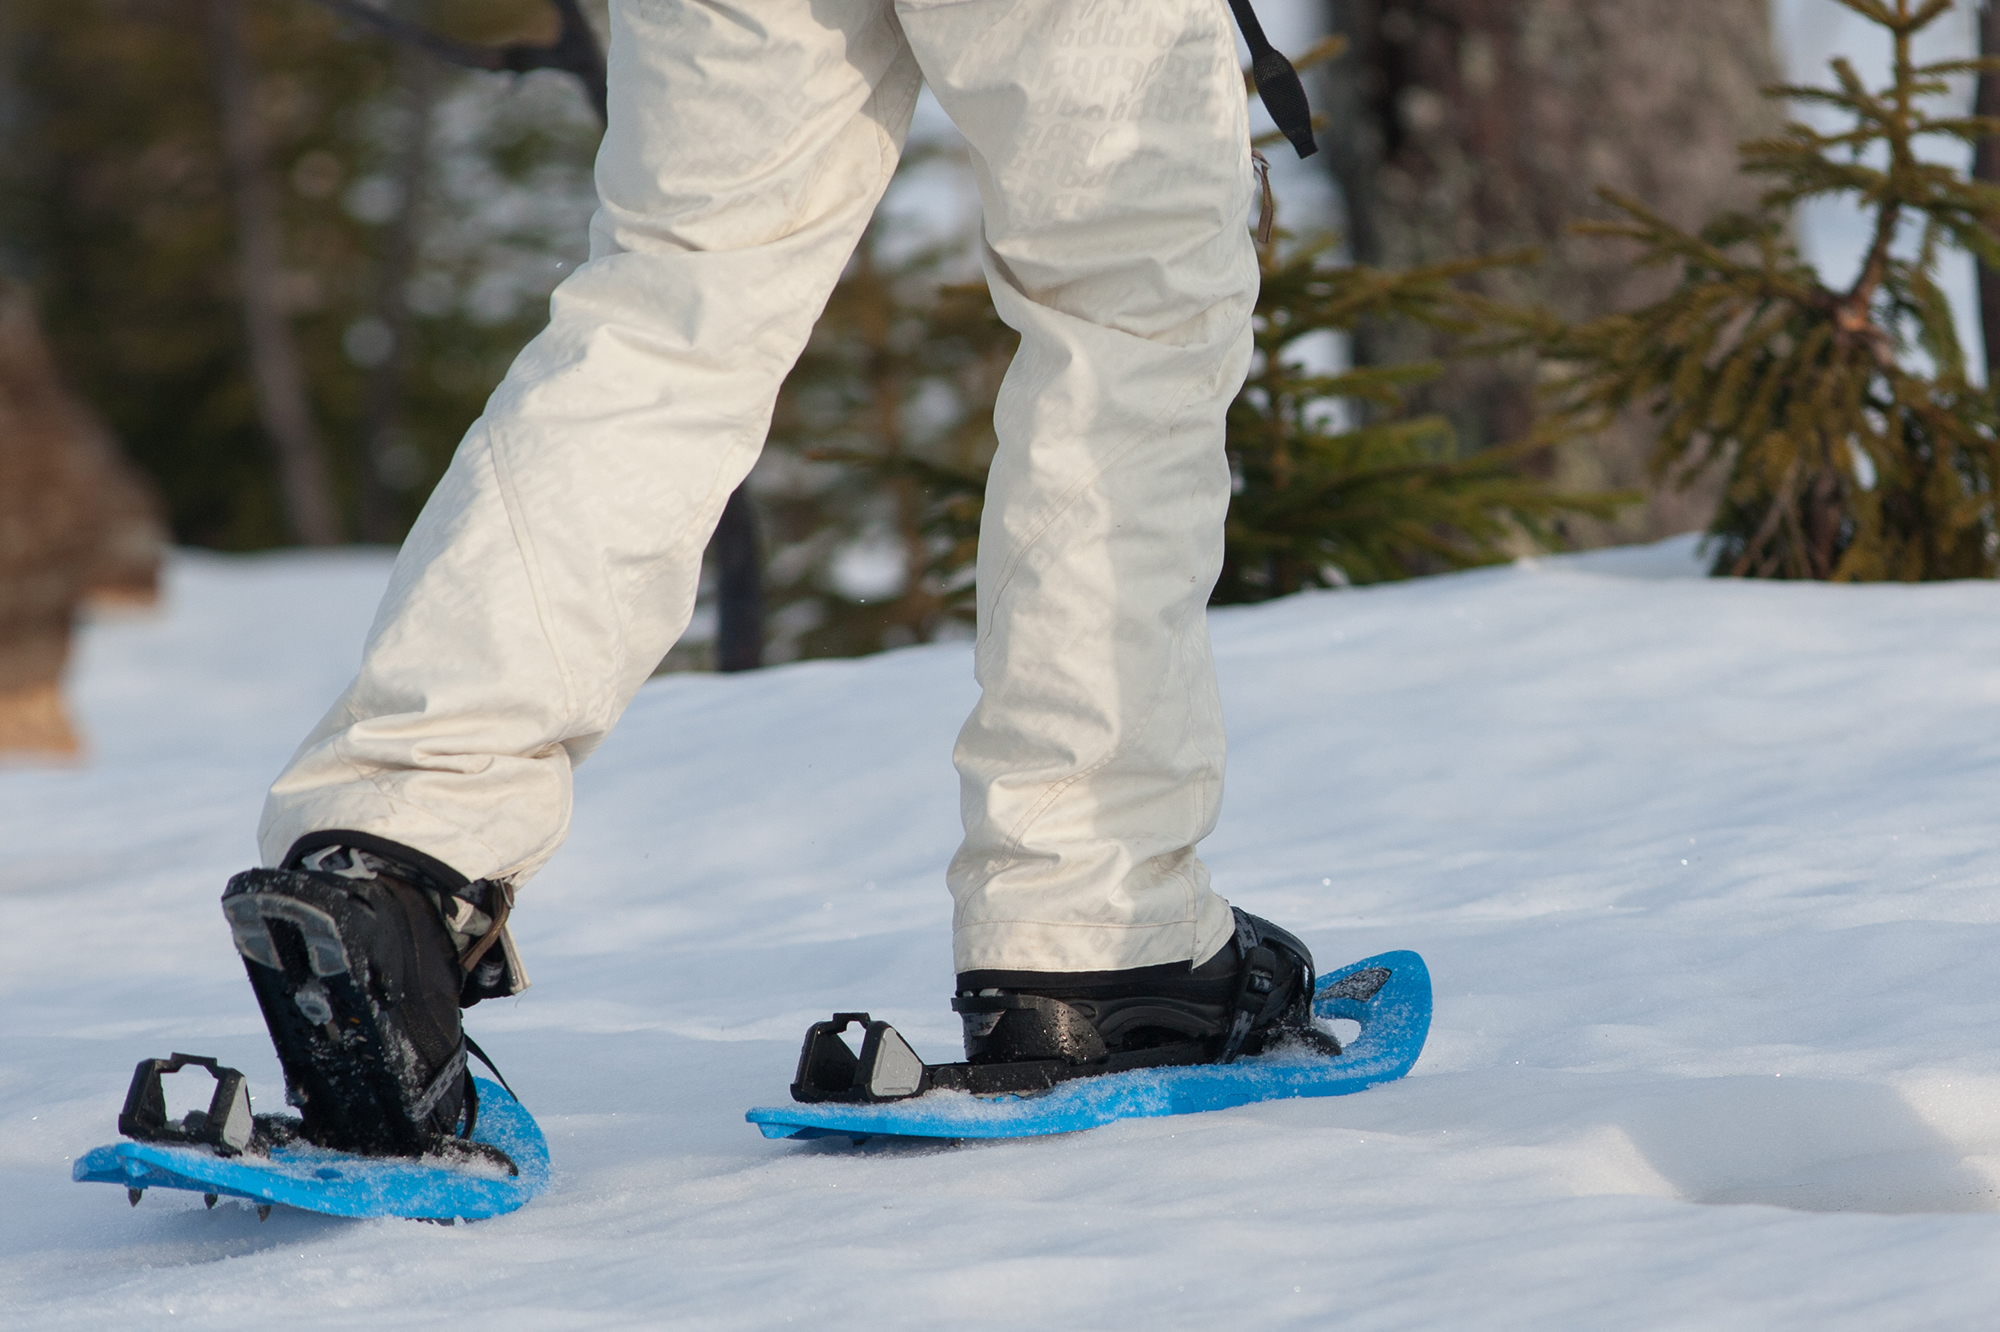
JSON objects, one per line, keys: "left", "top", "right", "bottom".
{"left": 6, "top": 538, "right": 2000, "bottom": 1327}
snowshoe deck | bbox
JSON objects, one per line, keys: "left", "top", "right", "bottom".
{"left": 73, "top": 1076, "right": 548, "bottom": 1220}
{"left": 746, "top": 949, "right": 1430, "bottom": 1142}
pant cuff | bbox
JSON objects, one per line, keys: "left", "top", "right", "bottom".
{"left": 952, "top": 893, "right": 1236, "bottom": 974}
{"left": 259, "top": 792, "right": 534, "bottom": 887}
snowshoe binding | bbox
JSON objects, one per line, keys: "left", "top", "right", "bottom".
{"left": 221, "top": 833, "right": 525, "bottom": 1162}
{"left": 790, "top": 908, "right": 1335, "bottom": 1103}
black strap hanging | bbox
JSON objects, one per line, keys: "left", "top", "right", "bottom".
{"left": 1227, "top": 0, "right": 1317, "bottom": 159}
{"left": 464, "top": 1033, "right": 517, "bottom": 1101}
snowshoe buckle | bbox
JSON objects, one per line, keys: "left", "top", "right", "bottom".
{"left": 118, "top": 1054, "right": 256, "bottom": 1156}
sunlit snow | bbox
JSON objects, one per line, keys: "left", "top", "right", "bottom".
{"left": 6, "top": 539, "right": 2000, "bottom": 1327}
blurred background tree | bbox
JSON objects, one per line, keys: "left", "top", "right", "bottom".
{"left": 750, "top": 212, "right": 1012, "bottom": 664}
{"left": 15, "top": 0, "right": 1957, "bottom": 684}
{"left": 1220, "top": 226, "right": 1620, "bottom": 600}
{"left": 0, "top": 0, "right": 599, "bottom": 550}
{"left": 1319, "top": 0, "right": 1785, "bottom": 543}
{"left": 0, "top": 279, "right": 166, "bottom": 756}
{"left": 1536, "top": 0, "right": 2000, "bottom": 581}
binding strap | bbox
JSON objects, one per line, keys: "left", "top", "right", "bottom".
{"left": 1219, "top": 910, "right": 1282, "bottom": 1063}
{"left": 1227, "top": 0, "right": 1317, "bottom": 159}
{"left": 461, "top": 1068, "right": 479, "bottom": 1138}
{"left": 464, "top": 1034, "right": 517, "bottom": 1101}
{"left": 414, "top": 1036, "right": 516, "bottom": 1143}
{"left": 411, "top": 1044, "right": 468, "bottom": 1126}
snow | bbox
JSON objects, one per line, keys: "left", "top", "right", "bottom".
{"left": 8, "top": 538, "right": 2000, "bottom": 1327}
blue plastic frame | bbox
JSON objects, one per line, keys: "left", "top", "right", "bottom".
{"left": 73, "top": 1077, "right": 548, "bottom": 1220}
{"left": 746, "top": 949, "right": 1431, "bottom": 1142}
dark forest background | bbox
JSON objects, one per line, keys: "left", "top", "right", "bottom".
{"left": 21, "top": 0, "right": 1932, "bottom": 685}
{"left": 2, "top": 0, "right": 599, "bottom": 552}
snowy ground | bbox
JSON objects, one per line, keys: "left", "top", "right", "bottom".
{"left": 6, "top": 540, "right": 2000, "bottom": 1328}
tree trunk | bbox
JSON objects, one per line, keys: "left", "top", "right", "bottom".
{"left": 711, "top": 493, "right": 765, "bottom": 670}
{"left": 1323, "top": 0, "right": 1783, "bottom": 544}
{"left": 1976, "top": 2, "right": 2000, "bottom": 385}
{"left": 712, "top": 488, "right": 765, "bottom": 672}
{"left": 356, "top": 33, "right": 437, "bottom": 543}
{"left": 207, "top": 0, "right": 342, "bottom": 547}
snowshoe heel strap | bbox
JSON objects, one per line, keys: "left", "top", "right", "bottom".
{"left": 1219, "top": 910, "right": 1273, "bottom": 1063}
{"left": 463, "top": 1034, "right": 515, "bottom": 1101}
{"left": 410, "top": 1044, "right": 468, "bottom": 1129}
{"left": 1219, "top": 907, "right": 1318, "bottom": 1062}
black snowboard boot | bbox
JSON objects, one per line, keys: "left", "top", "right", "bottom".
{"left": 953, "top": 908, "right": 1334, "bottom": 1067}
{"left": 221, "top": 834, "right": 520, "bottom": 1157}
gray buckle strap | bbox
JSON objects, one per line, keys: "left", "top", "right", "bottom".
{"left": 410, "top": 1043, "right": 468, "bottom": 1126}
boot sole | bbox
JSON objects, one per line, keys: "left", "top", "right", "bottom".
{"left": 223, "top": 869, "right": 458, "bottom": 1156}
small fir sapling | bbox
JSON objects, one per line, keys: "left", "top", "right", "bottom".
{"left": 1216, "top": 205, "right": 1621, "bottom": 602}
{"left": 1535, "top": 0, "right": 2000, "bottom": 581}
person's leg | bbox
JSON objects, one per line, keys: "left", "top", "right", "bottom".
{"left": 258, "top": 0, "right": 921, "bottom": 887}
{"left": 899, "top": 0, "right": 1257, "bottom": 975}
{"left": 232, "top": 0, "right": 921, "bottom": 1152}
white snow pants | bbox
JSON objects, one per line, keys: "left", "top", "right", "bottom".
{"left": 261, "top": 0, "right": 1256, "bottom": 974}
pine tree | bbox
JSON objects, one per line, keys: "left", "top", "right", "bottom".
{"left": 1537, "top": 0, "right": 2000, "bottom": 581}
{"left": 781, "top": 39, "right": 1617, "bottom": 629}
{"left": 1216, "top": 218, "right": 1621, "bottom": 601}
{"left": 1321, "top": 0, "right": 1782, "bottom": 545}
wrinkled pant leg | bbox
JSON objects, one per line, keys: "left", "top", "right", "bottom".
{"left": 900, "top": 0, "right": 1257, "bottom": 972}
{"left": 260, "top": 0, "right": 919, "bottom": 883}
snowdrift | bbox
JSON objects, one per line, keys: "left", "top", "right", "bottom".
{"left": 6, "top": 535, "right": 2000, "bottom": 1328}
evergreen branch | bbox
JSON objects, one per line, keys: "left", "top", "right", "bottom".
{"left": 1914, "top": 56, "right": 2000, "bottom": 78}
{"left": 1903, "top": 113, "right": 2000, "bottom": 142}
{"left": 1906, "top": 0, "right": 1957, "bottom": 30}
